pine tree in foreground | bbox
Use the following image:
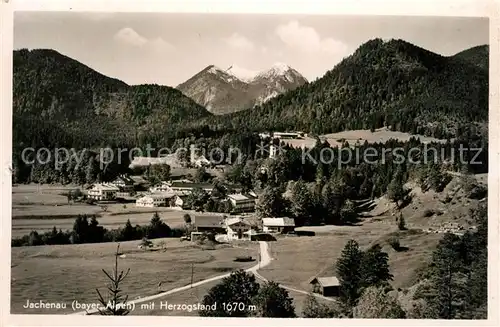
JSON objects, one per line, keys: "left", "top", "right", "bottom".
{"left": 254, "top": 281, "right": 296, "bottom": 317}
{"left": 95, "top": 244, "right": 131, "bottom": 315}
{"left": 336, "top": 240, "right": 363, "bottom": 313}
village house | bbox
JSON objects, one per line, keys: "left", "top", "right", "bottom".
{"left": 227, "top": 193, "right": 256, "bottom": 213}
{"left": 135, "top": 193, "right": 175, "bottom": 208}
{"left": 225, "top": 217, "right": 253, "bottom": 240}
{"left": 111, "top": 175, "right": 135, "bottom": 192}
{"left": 262, "top": 217, "right": 296, "bottom": 233}
{"left": 149, "top": 181, "right": 212, "bottom": 195}
{"left": 169, "top": 194, "right": 187, "bottom": 209}
{"left": 149, "top": 181, "right": 171, "bottom": 193}
{"left": 170, "top": 182, "right": 215, "bottom": 194}
{"left": 272, "top": 131, "right": 304, "bottom": 139}
{"left": 309, "top": 276, "right": 340, "bottom": 297}
{"left": 111, "top": 175, "right": 136, "bottom": 198}
{"left": 128, "top": 175, "right": 149, "bottom": 191}
{"left": 87, "top": 183, "right": 120, "bottom": 201}
{"left": 193, "top": 214, "right": 226, "bottom": 234}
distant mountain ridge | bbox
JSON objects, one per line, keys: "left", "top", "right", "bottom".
{"left": 210, "top": 39, "right": 488, "bottom": 138}
{"left": 176, "top": 63, "right": 307, "bottom": 115}
{"left": 12, "top": 39, "right": 488, "bottom": 151}
{"left": 452, "top": 45, "right": 489, "bottom": 70}
{"left": 13, "top": 48, "right": 212, "bottom": 149}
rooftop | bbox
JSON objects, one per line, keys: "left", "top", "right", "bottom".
{"left": 310, "top": 276, "right": 340, "bottom": 287}
{"left": 91, "top": 183, "right": 120, "bottom": 191}
{"left": 140, "top": 193, "right": 176, "bottom": 200}
{"left": 227, "top": 193, "right": 251, "bottom": 201}
{"left": 113, "top": 175, "right": 135, "bottom": 184}
{"left": 194, "top": 214, "right": 226, "bottom": 228}
{"left": 170, "top": 182, "right": 214, "bottom": 189}
{"left": 129, "top": 175, "right": 148, "bottom": 185}
{"left": 262, "top": 217, "right": 295, "bottom": 227}
{"left": 226, "top": 217, "right": 251, "bottom": 226}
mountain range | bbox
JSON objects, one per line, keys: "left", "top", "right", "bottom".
{"left": 12, "top": 39, "right": 488, "bottom": 151}
{"left": 213, "top": 39, "right": 489, "bottom": 138}
{"left": 176, "top": 63, "right": 307, "bottom": 115}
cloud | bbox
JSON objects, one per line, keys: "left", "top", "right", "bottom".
{"left": 114, "top": 28, "right": 175, "bottom": 53}
{"left": 224, "top": 33, "right": 255, "bottom": 51}
{"left": 149, "top": 37, "right": 176, "bottom": 52}
{"left": 114, "top": 27, "right": 148, "bottom": 47}
{"left": 275, "top": 21, "right": 348, "bottom": 55}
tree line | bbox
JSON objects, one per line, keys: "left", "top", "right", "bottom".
{"left": 11, "top": 212, "right": 183, "bottom": 247}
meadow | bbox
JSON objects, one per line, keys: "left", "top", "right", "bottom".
{"left": 11, "top": 237, "right": 259, "bottom": 314}
{"left": 11, "top": 184, "right": 191, "bottom": 238}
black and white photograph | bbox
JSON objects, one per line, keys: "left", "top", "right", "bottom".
{"left": 2, "top": 0, "right": 497, "bottom": 324}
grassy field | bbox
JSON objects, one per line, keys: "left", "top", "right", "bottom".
{"left": 11, "top": 184, "right": 194, "bottom": 238}
{"left": 11, "top": 237, "right": 259, "bottom": 314}
{"left": 10, "top": 176, "right": 484, "bottom": 316}
{"left": 133, "top": 276, "right": 333, "bottom": 317}
{"left": 282, "top": 127, "right": 449, "bottom": 149}
{"left": 260, "top": 220, "right": 442, "bottom": 291}
{"left": 136, "top": 219, "right": 444, "bottom": 316}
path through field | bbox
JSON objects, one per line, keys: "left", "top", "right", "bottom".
{"left": 71, "top": 241, "right": 271, "bottom": 315}
{"left": 71, "top": 240, "right": 332, "bottom": 315}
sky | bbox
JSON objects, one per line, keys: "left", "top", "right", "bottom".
{"left": 13, "top": 12, "right": 489, "bottom": 86}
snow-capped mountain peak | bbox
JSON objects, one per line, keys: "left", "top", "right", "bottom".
{"left": 177, "top": 63, "right": 307, "bottom": 115}
{"left": 226, "top": 64, "right": 258, "bottom": 82}
{"left": 269, "top": 62, "right": 292, "bottom": 74}
{"left": 206, "top": 65, "right": 226, "bottom": 75}
{"left": 204, "top": 65, "right": 241, "bottom": 83}
{"left": 252, "top": 62, "right": 307, "bottom": 86}
{"left": 255, "top": 62, "right": 293, "bottom": 78}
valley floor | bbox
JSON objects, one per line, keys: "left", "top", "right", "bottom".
{"left": 10, "top": 174, "right": 486, "bottom": 316}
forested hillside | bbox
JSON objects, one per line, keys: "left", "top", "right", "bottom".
{"left": 13, "top": 49, "right": 212, "bottom": 149}
{"left": 209, "top": 39, "right": 488, "bottom": 138}
{"left": 13, "top": 39, "right": 489, "bottom": 149}
{"left": 452, "top": 45, "right": 489, "bottom": 70}
{"left": 12, "top": 40, "right": 489, "bottom": 184}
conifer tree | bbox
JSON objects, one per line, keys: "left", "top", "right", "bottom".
{"left": 254, "top": 281, "right": 296, "bottom": 318}
{"left": 96, "top": 244, "right": 131, "bottom": 315}
{"left": 336, "top": 240, "right": 364, "bottom": 312}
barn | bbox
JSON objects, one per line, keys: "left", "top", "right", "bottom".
{"left": 309, "top": 276, "right": 341, "bottom": 297}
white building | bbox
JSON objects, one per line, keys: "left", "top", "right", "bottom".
{"left": 262, "top": 217, "right": 296, "bottom": 233}
{"left": 170, "top": 182, "right": 215, "bottom": 194}
{"left": 111, "top": 175, "right": 135, "bottom": 192}
{"left": 135, "top": 193, "right": 175, "bottom": 208}
{"left": 87, "top": 183, "right": 120, "bottom": 201}
{"left": 226, "top": 217, "right": 253, "bottom": 240}
{"left": 269, "top": 144, "right": 278, "bottom": 159}
{"left": 172, "top": 195, "right": 186, "bottom": 209}
{"left": 227, "top": 193, "right": 256, "bottom": 213}
{"left": 149, "top": 181, "right": 171, "bottom": 193}
{"left": 273, "top": 132, "right": 303, "bottom": 139}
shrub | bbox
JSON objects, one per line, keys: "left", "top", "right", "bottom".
{"left": 139, "top": 237, "right": 153, "bottom": 249}
{"left": 467, "top": 185, "right": 487, "bottom": 200}
{"left": 388, "top": 237, "right": 401, "bottom": 251}
{"left": 423, "top": 209, "right": 435, "bottom": 217}
{"left": 397, "top": 214, "right": 406, "bottom": 230}
{"left": 234, "top": 256, "right": 253, "bottom": 262}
